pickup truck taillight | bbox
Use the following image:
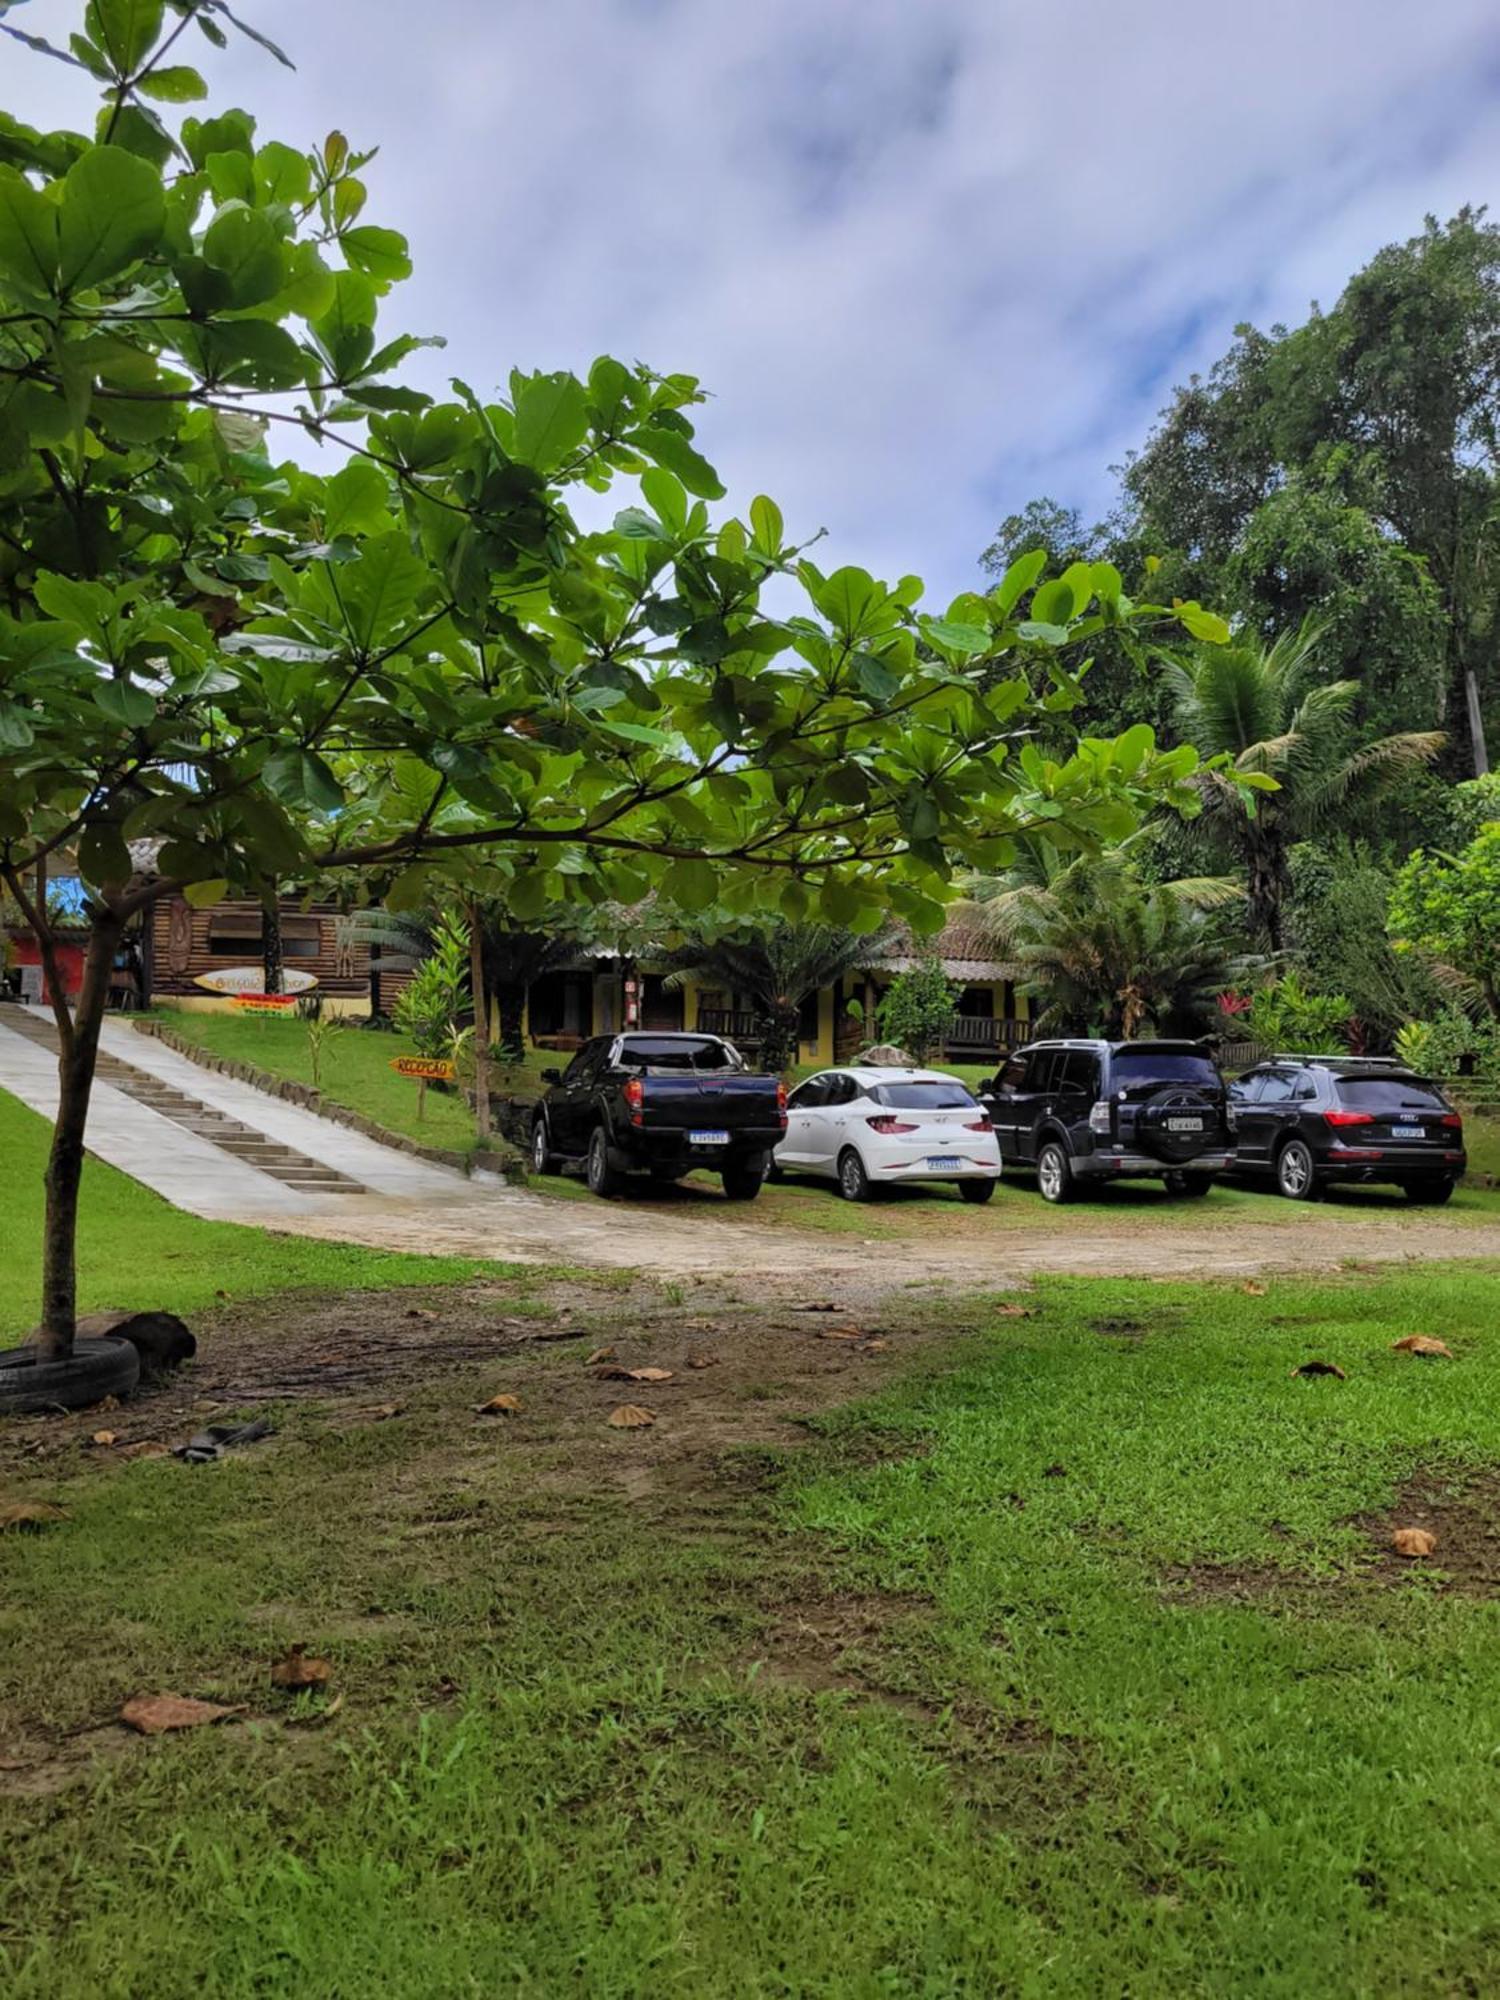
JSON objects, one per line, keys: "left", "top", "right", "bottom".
{"left": 1325, "top": 1109, "right": 1374, "bottom": 1128}
{"left": 867, "top": 1116, "right": 917, "bottom": 1135}
{"left": 776, "top": 1079, "right": 788, "bottom": 1129}
{"left": 623, "top": 1075, "right": 645, "bottom": 1127}
{"left": 1088, "top": 1100, "right": 1112, "bottom": 1135}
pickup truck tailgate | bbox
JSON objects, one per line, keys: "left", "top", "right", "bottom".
{"left": 640, "top": 1071, "right": 782, "bottom": 1134}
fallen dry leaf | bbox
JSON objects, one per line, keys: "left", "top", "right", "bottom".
{"left": 817, "top": 1327, "right": 865, "bottom": 1342}
{"left": 405, "top": 1307, "right": 438, "bottom": 1322}
{"left": 119, "top": 1441, "right": 171, "bottom": 1462}
{"left": 1242, "top": 1282, "right": 1267, "bottom": 1297}
{"left": 595, "top": 1366, "right": 675, "bottom": 1383}
{"left": 475, "top": 1393, "right": 522, "bottom": 1417}
{"left": 120, "top": 1693, "right": 244, "bottom": 1735}
{"left": 861, "top": 1339, "right": 891, "bottom": 1353}
{"left": 1290, "top": 1360, "right": 1347, "bottom": 1380}
{"left": 90, "top": 1430, "right": 118, "bottom": 1447}
{"left": 584, "top": 1346, "right": 617, "bottom": 1367}
{"left": 608, "top": 1404, "right": 656, "bottom": 1429}
{"left": 270, "top": 1644, "right": 333, "bottom": 1692}
{"left": 686, "top": 1351, "right": 719, "bottom": 1370}
{"left": 994, "top": 1303, "right": 1032, "bottom": 1319}
{"left": 0, "top": 1501, "right": 67, "bottom": 1533}
{"left": 1392, "top": 1527, "right": 1438, "bottom": 1558}
{"left": 1392, "top": 1336, "right": 1454, "bottom": 1359}
{"left": 91, "top": 1395, "right": 120, "bottom": 1413}
{"left": 360, "top": 1404, "right": 403, "bottom": 1421}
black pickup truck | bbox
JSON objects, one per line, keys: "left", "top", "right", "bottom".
{"left": 530, "top": 1032, "right": 787, "bottom": 1200}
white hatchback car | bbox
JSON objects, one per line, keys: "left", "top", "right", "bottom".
{"left": 773, "top": 1067, "right": 1003, "bottom": 1202}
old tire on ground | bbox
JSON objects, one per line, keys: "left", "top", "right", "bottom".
{"left": 74, "top": 1309, "right": 195, "bottom": 1374}
{"left": 1036, "top": 1141, "right": 1076, "bottom": 1204}
{"left": 959, "top": 1179, "right": 996, "bottom": 1204}
{"left": 1275, "top": 1139, "right": 1322, "bottom": 1201}
{"left": 586, "top": 1125, "right": 624, "bottom": 1198}
{"left": 0, "top": 1337, "right": 141, "bottom": 1415}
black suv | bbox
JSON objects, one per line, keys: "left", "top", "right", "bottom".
{"left": 1227, "top": 1056, "right": 1466, "bottom": 1203}
{"left": 979, "top": 1039, "right": 1236, "bottom": 1202}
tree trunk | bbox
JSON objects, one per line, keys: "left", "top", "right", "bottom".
{"left": 468, "top": 904, "right": 491, "bottom": 1141}
{"left": 1463, "top": 663, "right": 1490, "bottom": 779}
{"left": 497, "top": 985, "right": 526, "bottom": 1066}
{"left": 38, "top": 916, "right": 121, "bottom": 1360}
{"left": 1245, "top": 824, "right": 1290, "bottom": 953}
{"left": 261, "top": 888, "right": 283, "bottom": 996}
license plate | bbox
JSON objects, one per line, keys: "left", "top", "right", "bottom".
{"left": 927, "top": 1155, "right": 962, "bottom": 1170}
{"left": 1392, "top": 1125, "right": 1424, "bottom": 1141}
{"left": 1167, "top": 1117, "right": 1204, "bottom": 1132}
{"left": 690, "top": 1129, "right": 730, "bottom": 1146}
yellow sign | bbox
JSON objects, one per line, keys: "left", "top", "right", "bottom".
{"left": 232, "top": 993, "right": 298, "bottom": 1013}
{"left": 390, "top": 1056, "right": 456, "bottom": 1082}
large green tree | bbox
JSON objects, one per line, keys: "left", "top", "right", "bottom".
{"left": 0, "top": 2, "right": 1233, "bottom": 1358}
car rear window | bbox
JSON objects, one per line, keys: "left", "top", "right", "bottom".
{"left": 618, "top": 1037, "right": 741, "bottom": 1072}
{"left": 1111, "top": 1050, "right": 1221, "bottom": 1088}
{"left": 867, "top": 1081, "right": 976, "bottom": 1109}
{"left": 1336, "top": 1076, "right": 1449, "bottom": 1111}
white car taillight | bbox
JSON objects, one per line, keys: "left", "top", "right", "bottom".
{"left": 1088, "top": 1100, "right": 1112, "bottom": 1135}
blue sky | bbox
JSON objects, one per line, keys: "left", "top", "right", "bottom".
{"left": 16, "top": 0, "right": 1500, "bottom": 602}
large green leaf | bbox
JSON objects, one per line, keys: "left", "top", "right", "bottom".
{"left": 85, "top": 0, "right": 164, "bottom": 73}
{"left": 137, "top": 65, "right": 207, "bottom": 102}
{"left": 0, "top": 165, "right": 59, "bottom": 291}
{"left": 512, "top": 372, "right": 589, "bottom": 471}
{"left": 203, "top": 203, "right": 284, "bottom": 307}
{"left": 93, "top": 678, "right": 155, "bottom": 728}
{"left": 632, "top": 423, "right": 725, "bottom": 499}
{"left": 58, "top": 144, "right": 165, "bottom": 291}
{"left": 341, "top": 224, "right": 411, "bottom": 285}
{"left": 263, "top": 748, "right": 345, "bottom": 814}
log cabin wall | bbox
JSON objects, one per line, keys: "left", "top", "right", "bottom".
{"left": 146, "top": 897, "right": 414, "bottom": 1015}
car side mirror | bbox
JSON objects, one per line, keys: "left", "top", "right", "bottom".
{"left": 540, "top": 1067, "right": 562, "bottom": 1085}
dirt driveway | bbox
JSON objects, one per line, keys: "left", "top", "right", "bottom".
{"left": 266, "top": 1169, "right": 1500, "bottom": 1293}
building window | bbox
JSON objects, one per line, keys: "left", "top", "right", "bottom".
{"left": 205, "top": 914, "right": 322, "bottom": 958}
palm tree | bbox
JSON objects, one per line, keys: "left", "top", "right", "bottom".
{"left": 971, "top": 844, "right": 1258, "bottom": 1038}
{"left": 1164, "top": 621, "right": 1445, "bottom": 948}
{"left": 664, "top": 922, "right": 890, "bottom": 1073}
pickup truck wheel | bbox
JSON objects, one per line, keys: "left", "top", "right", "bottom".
{"left": 837, "top": 1148, "right": 872, "bottom": 1203}
{"left": 958, "top": 1179, "right": 996, "bottom": 1205}
{"left": 1036, "top": 1140, "right": 1075, "bottom": 1204}
{"left": 530, "top": 1118, "right": 556, "bottom": 1175}
{"left": 586, "top": 1126, "right": 624, "bottom": 1198}
{"left": 722, "top": 1154, "right": 766, "bottom": 1201}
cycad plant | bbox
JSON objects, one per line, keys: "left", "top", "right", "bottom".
{"left": 1165, "top": 621, "right": 1444, "bottom": 947}
{"left": 665, "top": 922, "right": 889, "bottom": 1073}
{"left": 972, "top": 844, "right": 1257, "bottom": 1038}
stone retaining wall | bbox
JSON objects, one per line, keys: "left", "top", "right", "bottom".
{"left": 131, "top": 1019, "right": 532, "bottom": 1181}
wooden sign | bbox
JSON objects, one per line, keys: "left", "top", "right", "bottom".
{"left": 390, "top": 1055, "right": 456, "bottom": 1082}
{"left": 232, "top": 993, "right": 298, "bottom": 1013}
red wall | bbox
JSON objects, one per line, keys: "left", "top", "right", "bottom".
{"left": 10, "top": 936, "right": 86, "bottom": 1001}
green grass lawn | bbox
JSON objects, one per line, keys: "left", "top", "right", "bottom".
{"left": 142, "top": 1010, "right": 511, "bottom": 1150}
{"left": 0, "top": 1090, "right": 502, "bottom": 1342}
{"left": 7, "top": 1259, "right": 1500, "bottom": 1994}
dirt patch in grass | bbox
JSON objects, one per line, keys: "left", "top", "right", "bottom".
{"left": 1354, "top": 1470, "right": 1500, "bottom": 1595}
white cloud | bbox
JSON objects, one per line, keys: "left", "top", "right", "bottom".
{"left": 14, "top": 0, "right": 1500, "bottom": 600}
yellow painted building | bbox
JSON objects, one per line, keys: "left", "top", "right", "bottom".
{"left": 520, "top": 923, "right": 1031, "bottom": 1068}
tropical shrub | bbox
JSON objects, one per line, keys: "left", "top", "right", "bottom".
{"left": 1247, "top": 973, "right": 1352, "bottom": 1054}
{"left": 1389, "top": 824, "right": 1500, "bottom": 1018}
{"left": 393, "top": 914, "right": 470, "bottom": 1059}
{"left": 876, "top": 958, "right": 961, "bottom": 1066}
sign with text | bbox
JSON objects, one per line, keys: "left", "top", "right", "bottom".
{"left": 390, "top": 1055, "right": 456, "bottom": 1082}
{"left": 232, "top": 993, "right": 298, "bottom": 1013}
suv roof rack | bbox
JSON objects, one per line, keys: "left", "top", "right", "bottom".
{"left": 1270, "top": 1053, "right": 1406, "bottom": 1068}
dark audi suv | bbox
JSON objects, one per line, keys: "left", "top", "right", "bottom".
{"left": 1228, "top": 1056, "right": 1466, "bottom": 1203}
{"left": 979, "top": 1039, "right": 1236, "bottom": 1202}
